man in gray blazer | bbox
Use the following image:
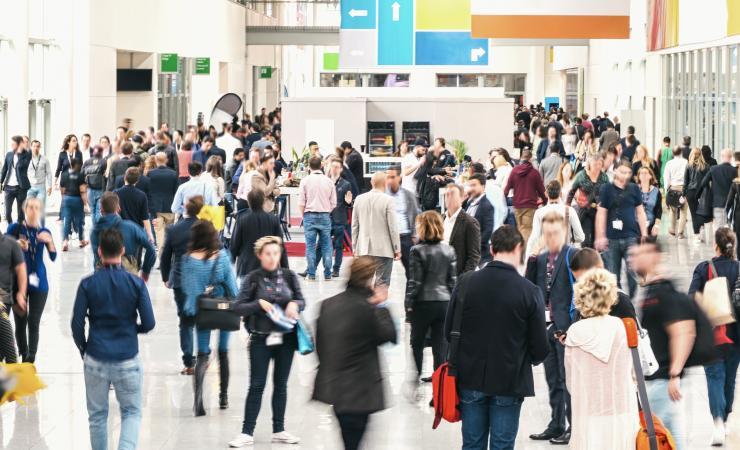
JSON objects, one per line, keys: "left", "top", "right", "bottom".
{"left": 385, "top": 165, "right": 419, "bottom": 281}
{"left": 538, "top": 144, "right": 563, "bottom": 186}
{"left": 352, "top": 171, "right": 401, "bottom": 286}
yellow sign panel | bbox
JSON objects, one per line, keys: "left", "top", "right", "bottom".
{"left": 729, "top": 0, "right": 740, "bottom": 36}
{"left": 416, "top": 0, "right": 471, "bottom": 30}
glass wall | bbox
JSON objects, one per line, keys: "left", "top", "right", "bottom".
{"left": 158, "top": 57, "right": 191, "bottom": 131}
{"left": 663, "top": 44, "right": 739, "bottom": 156}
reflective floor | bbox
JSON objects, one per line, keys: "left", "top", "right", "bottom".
{"left": 1, "top": 219, "right": 739, "bottom": 449}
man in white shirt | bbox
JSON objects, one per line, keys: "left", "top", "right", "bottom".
{"left": 402, "top": 145, "right": 426, "bottom": 195}
{"left": 170, "top": 161, "right": 217, "bottom": 216}
{"left": 526, "top": 180, "right": 585, "bottom": 257}
{"left": 662, "top": 146, "right": 689, "bottom": 238}
{"left": 215, "top": 124, "right": 243, "bottom": 155}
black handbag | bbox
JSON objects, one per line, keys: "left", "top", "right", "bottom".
{"left": 195, "top": 259, "right": 240, "bottom": 331}
{"left": 666, "top": 189, "right": 684, "bottom": 208}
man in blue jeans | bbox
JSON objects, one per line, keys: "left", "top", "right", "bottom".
{"left": 71, "top": 228, "right": 155, "bottom": 450}
{"left": 445, "top": 226, "right": 548, "bottom": 449}
{"left": 298, "top": 156, "right": 336, "bottom": 280}
{"left": 595, "top": 161, "right": 647, "bottom": 297}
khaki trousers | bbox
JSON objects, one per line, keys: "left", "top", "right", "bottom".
{"left": 514, "top": 207, "right": 536, "bottom": 244}
{"left": 155, "top": 212, "right": 175, "bottom": 252}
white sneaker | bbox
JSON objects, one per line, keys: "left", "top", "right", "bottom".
{"left": 711, "top": 419, "right": 725, "bottom": 446}
{"left": 228, "top": 433, "right": 254, "bottom": 448}
{"left": 272, "top": 431, "right": 300, "bottom": 444}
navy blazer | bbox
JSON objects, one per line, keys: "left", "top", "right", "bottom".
{"left": 465, "top": 195, "right": 494, "bottom": 258}
{"left": 146, "top": 167, "right": 179, "bottom": 214}
{"left": 536, "top": 139, "right": 565, "bottom": 162}
{"left": 526, "top": 245, "right": 576, "bottom": 332}
{"left": 1, "top": 150, "right": 31, "bottom": 190}
{"left": 160, "top": 216, "right": 197, "bottom": 287}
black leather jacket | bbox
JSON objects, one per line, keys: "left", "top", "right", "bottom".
{"left": 684, "top": 165, "right": 710, "bottom": 194}
{"left": 232, "top": 268, "right": 305, "bottom": 334}
{"left": 405, "top": 241, "right": 457, "bottom": 310}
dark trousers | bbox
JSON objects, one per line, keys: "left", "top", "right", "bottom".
{"left": 13, "top": 290, "right": 47, "bottom": 363}
{"left": 331, "top": 222, "right": 347, "bottom": 273}
{"left": 4, "top": 186, "right": 27, "bottom": 224}
{"left": 400, "top": 233, "right": 413, "bottom": 281}
{"left": 242, "top": 334, "right": 296, "bottom": 435}
{"left": 544, "top": 324, "right": 570, "bottom": 433}
{"left": 173, "top": 288, "right": 195, "bottom": 368}
{"left": 578, "top": 207, "right": 596, "bottom": 249}
{"left": 409, "top": 302, "right": 448, "bottom": 376}
{"left": 686, "top": 189, "right": 708, "bottom": 234}
{"left": 334, "top": 410, "right": 369, "bottom": 450}
{"left": 0, "top": 305, "right": 17, "bottom": 363}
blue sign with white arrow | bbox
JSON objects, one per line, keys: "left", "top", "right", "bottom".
{"left": 415, "top": 31, "right": 489, "bottom": 66}
{"left": 340, "top": 0, "right": 376, "bottom": 30}
{"left": 378, "top": 0, "right": 412, "bottom": 65}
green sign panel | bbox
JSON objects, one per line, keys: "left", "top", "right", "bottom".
{"left": 195, "top": 57, "right": 210, "bottom": 75}
{"left": 323, "top": 52, "right": 339, "bottom": 71}
{"left": 259, "top": 66, "right": 273, "bottom": 79}
{"left": 160, "top": 53, "right": 178, "bottom": 73}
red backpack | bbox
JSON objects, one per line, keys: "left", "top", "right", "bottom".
{"left": 432, "top": 272, "right": 471, "bottom": 429}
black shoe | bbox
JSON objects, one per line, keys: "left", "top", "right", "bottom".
{"left": 324, "top": 275, "right": 332, "bottom": 281}
{"left": 420, "top": 376, "right": 432, "bottom": 383}
{"left": 307, "top": 275, "right": 316, "bottom": 281}
{"left": 428, "top": 399, "right": 434, "bottom": 407}
{"left": 298, "top": 271, "right": 308, "bottom": 278}
{"left": 218, "top": 352, "right": 229, "bottom": 410}
{"left": 332, "top": 271, "right": 340, "bottom": 278}
{"left": 549, "top": 430, "right": 571, "bottom": 445}
{"left": 529, "top": 430, "right": 562, "bottom": 441}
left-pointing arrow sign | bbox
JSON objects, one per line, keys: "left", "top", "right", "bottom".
{"left": 348, "top": 9, "right": 368, "bottom": 17}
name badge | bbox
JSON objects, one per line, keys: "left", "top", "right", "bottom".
{"left": 612, "top": 219, "right": 623, "bottom": 231}
{"left": 545, "top": 310, "right": 551, "bottom": 323}
{"left": 29, "top": 273, "right": 40, "bottom": 288}
{"left": 266, "top": 332, "right": 283, "bottom": 347}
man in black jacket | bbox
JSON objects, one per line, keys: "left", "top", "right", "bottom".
{"left": 698, "top": 148, "right": 736, "bottom": 228}
{"left": 463, "top": 174, "right": 494, "bottom": 267}
{"left": 445, "top": 225, "right": 548, "bottom": 449}
{"left": 230, "top": 189, "right": 288, "bottom": 278}
{"left": 328, "top": 157, "right": 354, "bottom": 277}
{"left": 444, "top": 184, "right": 480, "bottom": 275}
{"left": 342, "top": 141, "right": 365, "bottom": 193}
{"left": 160, "top": 195, "right": 203, "bottom": 374}
{"left": 0, "top": 135, "right": 31, "bottom": 223}
{"left": 417, "top": 141, "right": 456, "bottom": 211}
{"left": 106, "top": 142, "right": 138, "bottom": 191}
{"left": 147, "top": 152, "right": 179, "bottom": 251}
{"left": 526, "top": 212, "right": 575, "bottom": 445}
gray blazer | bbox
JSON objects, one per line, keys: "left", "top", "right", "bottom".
{"left": 352, "top": 190, "right": 401, "bottom": 258}
{"left": 390, "top": 186, "right": 420, "bottom": 237}
{"left": 538, "top": 154, "right": 563, "bottom": 186}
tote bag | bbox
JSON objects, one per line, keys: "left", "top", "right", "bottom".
{"left": 699, "top": 261, "right": 737, "bottom": 327}
{"left": 196, "top": 183, "right": 226, "bottom": 231}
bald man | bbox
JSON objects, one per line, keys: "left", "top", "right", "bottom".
{"left": 352, "top": 171, "right": 401, "bottom": 285}
{"left": 148, "top": 151, "right": 179, "bottom": 250}
{"left": 698, "top": 147, "right": 736, "bottom": 228}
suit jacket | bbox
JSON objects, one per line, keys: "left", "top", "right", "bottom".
{"left": 445, "top": 262, "right": 549, "bottom": 397}
{"left": 698, "top": 162, "right": 736, "bottom": 209}
{"left": 352, "top": 190, "right": 400, "bottom": 258}
{"left": 449, "top": 211, "right": 481, "bottom": 274}
{"left": 313, "top": 286, "right": 397, "bottom": 414}
{"left": 0, "top": 151, "right": 31, "bottom": 190}
{"left": 160, "top": 216, "right": 197, "bottom": 287}
{"left": 147, "top": 167, "right": 179, "bottom": 214}
{"left": 464, "top": 195, "right": 493, "bottom": 259}
{"left": 526, "top": 245, "right": 576, "bottom": 331}
{"left": 230, "top": 209, "right": 288, "bottom": 277}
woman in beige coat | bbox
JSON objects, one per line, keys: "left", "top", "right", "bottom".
{"left": 251, "top": 153, "right": 280, "bottom": 212}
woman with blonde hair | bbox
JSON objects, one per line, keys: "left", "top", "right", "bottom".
{"left": 556, "top": 162, "right": 575, "bottom": 204}
{"left": 143, "top": 155, "right": 156, "bottom": 176}
{"left": 631, "top": 145, "right": 659, "bottom": 184}
{"left": 637, "top": 166, "right": 662, "bottom": 236}
{"left": 574, "top": 129, "right": 597, "bottom": 163}
{"left": 563, "top": 268, "right": 638, "bottom": 450}
{"left": 685, "top": 147, "right": 712, "bottom": 243}
{"left": 202, "top": 155, "right": 225, "bottom": 204}
{"left": 405, "top": 211, "right": 456, "bottom": 386}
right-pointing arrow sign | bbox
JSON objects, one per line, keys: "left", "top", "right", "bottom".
{"left": 348, "top": 9, "right": 368, "bottom": 17}
{"left": 470, "top": 47, "right": 486, "bottom": 62}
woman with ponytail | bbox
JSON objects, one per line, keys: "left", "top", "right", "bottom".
{"left": 688, "top": 227, "right": 740, "bottom": 446}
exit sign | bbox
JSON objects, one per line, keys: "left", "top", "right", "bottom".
{"left": 259, "top": 66, "right": 273, "bottom": 79}
{"left": 195, "top": 57, "right": 210, "bottom": 75}
{"left": 160, "top": 53, "right": 178, "bottom": 73}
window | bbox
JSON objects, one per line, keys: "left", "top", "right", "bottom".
{"left": 436, "top": 73, "right": 525, "bottom": 92}
{"left": 436, "top": 74, "right": 460, "bottom": 87}
{"left": 319, "top": 73, "right": 409, "bottom": 87}
{"left": 367, "top": 73, "right": 409, "bottom": 87}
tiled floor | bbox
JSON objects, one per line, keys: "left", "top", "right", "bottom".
{"left": 1, "top": 220, "right": 739, "bottom": 449}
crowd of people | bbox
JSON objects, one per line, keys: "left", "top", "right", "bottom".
{"left": 0, "top": 101, "right": 738, "bottom": 450}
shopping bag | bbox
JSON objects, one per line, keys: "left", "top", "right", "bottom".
{"left": 698, "top": 261, "right": 737, "bottom": 326}
{"left": 0, "top": 363, "right": 46, "bottom": 405}
{"left": 198, "top": 205, "right": 226, "bottom": 231}
{"left": 296, "top": 320, "right": 314, "bottom": 355}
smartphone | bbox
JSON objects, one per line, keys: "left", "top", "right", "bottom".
{"left": 554, "top": 330, "right": 566, "bottom": 339}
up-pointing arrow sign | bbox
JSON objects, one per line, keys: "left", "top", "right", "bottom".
{"left": 392, "top": 2, "right": 401, "bottom": 22}
{"left": 348, "top": 9, "right": 368, "bottom": 17}
{"left": 470, "top": 47, "right": 486, "bottom": 62}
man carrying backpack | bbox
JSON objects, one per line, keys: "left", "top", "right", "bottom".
{"left": 632, "top": 236, "right": 715, "bottom": 450}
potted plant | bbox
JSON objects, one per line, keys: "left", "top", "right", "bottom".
{"left": 450, "top": 139, "right": 468, "bottom": 174}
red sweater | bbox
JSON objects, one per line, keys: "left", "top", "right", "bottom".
{"left": 503, "top": 162, "right": 547, "bottom": 209}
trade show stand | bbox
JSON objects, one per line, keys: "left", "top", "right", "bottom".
{"left": 282, "top": 93, "right": 514, "bottom": 164}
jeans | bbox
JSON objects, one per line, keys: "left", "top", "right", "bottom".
{"left": 13, "top": 290, "right": 47, "bottom": 363}
{"left": 409, "top": 301, "right": 448, "bottom": 376}
{"left": 62, "top": 195, "right": 84, "bottom": 240}
{"left": 331, "top": 221, "right": 347, "bottom": 274}
{"left": 196, "top": 328, "right": 230, "bottom": 355}
{"left": 84, "top": 355, "right": 143, "bottom": 450}
{"left": 646, "top": 379, "right": 685, "bottom": 450}
{"left": 173, "top": 288, "right": 195, "bottom": 367}
{"left": 242, "top": 333, "right": 296, "bottom": 435}
{"left": 304, "top": 212, "right": 332, "bottom": 277}
{"left": 459, "top": 389, "right": 523, "bottom": 450}
{"left": 602, "top": 236, "right": 638, "bottom": 297}
{"left": 88, "top": 188, "right": 103, "bottom": 225}
{"left": 335, "top": 410, "right": 370, "bottom": 450}
{"left": 26, "top": 184, "right": 47, "bottom": 205}
{"left": 3, "top": 186, "right": 27, "bottom": 224}
{"left": 704, "top": 348, "right": 740, "bottom": 421}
